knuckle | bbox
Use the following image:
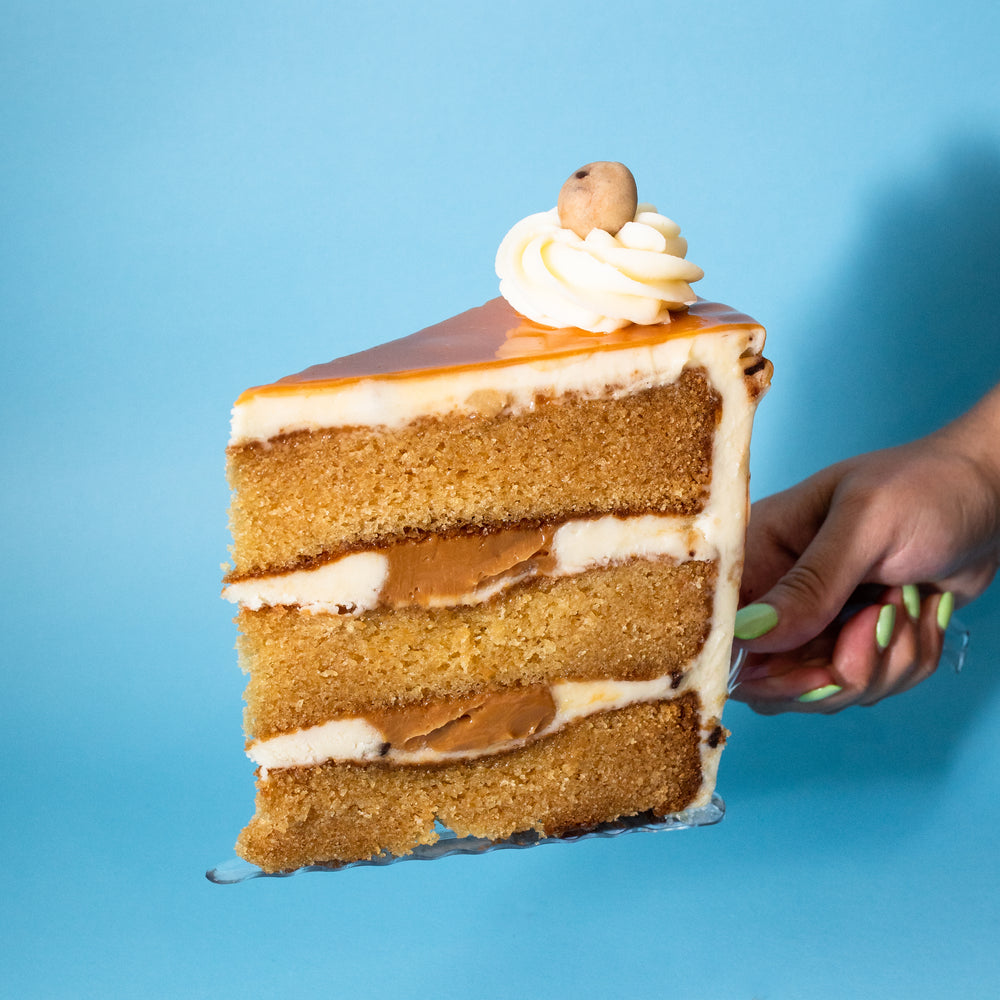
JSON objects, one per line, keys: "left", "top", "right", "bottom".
{"left": 776, "top": 561, "right": 829, "bottom": 614}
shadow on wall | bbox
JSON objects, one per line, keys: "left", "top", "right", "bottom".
{"left": 759, "top": 132, "right": 1000, "bottom": 481}
{"left": 730, "top": 132, "right": 1000, "bottom": 802}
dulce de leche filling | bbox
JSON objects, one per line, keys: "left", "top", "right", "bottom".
{"left": 371, "top": 685, "right": 557, "bottom": 755}
{"left": 381, "top": 526, "right": 558, "bottom": 608}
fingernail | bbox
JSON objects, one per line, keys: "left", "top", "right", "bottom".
{"left": 876, "top": 603, "right": 896, "bottom": 651}
{"left": 734, "top": 603, "right": 779, "bottom": 640}
{"left": 936, "top": 591, "right": 954, "bottom": 631}
{"left": 797, "top": 684, "right": 843, "bottom": 703}
{"left": 902, "top": 584, "right": 920, "bottom": 620}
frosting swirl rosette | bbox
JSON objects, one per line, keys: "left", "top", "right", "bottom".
{"left": 495, "top": 203, "right": 704, "bottom": 333}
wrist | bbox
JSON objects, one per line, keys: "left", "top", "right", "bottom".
{"left": 944, "top": 388, "right": 1000, "bottom": 484}
{"left": 943, "top": 386, "right": 1000, "bottom": 480}
{"left": 934, "top": 386, "right": 1000, "bottom": 553}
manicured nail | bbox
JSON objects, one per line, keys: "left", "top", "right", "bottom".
{"left": 733, "top": 603, "right": 779, "bottom": 640}
{"left": 936, "top": 591, "right": 954, "bottom": 631}
{"left": 902, "top": 584, "right": 920, "bottom": 620}
{"left": 876, "top": 603, "right": 896, "bottom": 651}
{"left": 797, "top": 684, "right": 843, "bottom": 703}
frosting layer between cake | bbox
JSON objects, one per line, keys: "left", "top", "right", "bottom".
{"left": 247, "top": 649, "right": 728, "bottom": 771}
{"left": 223, "top": 513, "right": 716, "bottom": 613}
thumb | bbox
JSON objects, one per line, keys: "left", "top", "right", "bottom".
{"left": 735, "top": 501, "right": 877, "bottom": 653}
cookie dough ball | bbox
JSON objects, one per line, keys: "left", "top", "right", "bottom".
{"left": 557, "top": 162, "right": 638, "bottom": 239}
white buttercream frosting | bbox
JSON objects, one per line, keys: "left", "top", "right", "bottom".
{"left": 495, "top": 205, "right": 703, "bottom": 333}
{"left": 229, "top": 317, "right": 762, "bottom": 445}
{"left": 224, "top": 552, "right": 389, "bottom": 614}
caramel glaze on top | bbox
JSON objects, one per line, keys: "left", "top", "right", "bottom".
{"left": 235, "top": 298, "right": 764, "bottom": 404}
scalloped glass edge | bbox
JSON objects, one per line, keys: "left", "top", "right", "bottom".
{"left": 943, "top": 617, "right": 970, "bottom": 673}
{"left": 728, "top": 646, "right": 746, "bottom": 693}
{"left": 206, "top": 793, "right": 725, "bottom": 884}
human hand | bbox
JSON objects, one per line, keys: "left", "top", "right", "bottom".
{"left": 731, "top": 394, "right": 1000, "bottom": 713}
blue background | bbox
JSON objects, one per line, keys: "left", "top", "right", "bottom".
{"left": 3, "top": 1, "right": 999, "bottom": 996}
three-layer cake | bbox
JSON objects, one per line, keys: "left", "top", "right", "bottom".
{"left": 224, "top": 164, "right": 770, "bottom": 871}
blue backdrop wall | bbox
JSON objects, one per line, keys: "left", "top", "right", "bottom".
{"left": 3, "top": 2, "right": 999, "bottom": 997}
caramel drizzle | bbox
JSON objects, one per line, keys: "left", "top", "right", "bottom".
{"left": 235, "top": 298, "right": 764, "bottom": 403}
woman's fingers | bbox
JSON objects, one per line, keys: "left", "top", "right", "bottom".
{"left": 736, "top": 485, "right": 885, "bottom": 655}
{"left": 847, "top": 587, "right": 947, "bottom": 702}
{"left": 734, "top": 625, "right": 852, "bottom": 714}
{"left": 887, "top": 590, "right": 947, "bottom": 697}
{"left": 825, "top": 594, "right": 899, "bottom": 706}
{"left": 733, "top": 587, "right": 951, "bottom": 714}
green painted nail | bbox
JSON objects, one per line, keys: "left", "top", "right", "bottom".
{"left": 937, "top": 591, "right": 954, "bottom": 631}
{"left": 733, "top": 603, "right": 779, "bottom": 640}
{"left": 876, "top": 603, "right": 896, "bottom": 651}
{"left": 797, "top": 684, "right": 843, "bottom": 703}
{"left": 902, "top": 584, "right": 920, "bottom": 620}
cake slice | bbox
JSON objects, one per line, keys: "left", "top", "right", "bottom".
{"left": 223, "top": 163, "right": 770, "bottom": 872}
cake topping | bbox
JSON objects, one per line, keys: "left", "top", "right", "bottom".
{"left": 557, "top": 161, "right": 638, "bottom": 239}
{"left": 495, "top": 162, "right": 704, "bottom": 334}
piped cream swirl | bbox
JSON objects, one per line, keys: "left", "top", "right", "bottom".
{"left": 495, "top": 204, "right": 703, "bottom": 333}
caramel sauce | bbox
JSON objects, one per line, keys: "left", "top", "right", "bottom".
{"left": 235, "top": 298, "right": 763, "bottom": 404}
